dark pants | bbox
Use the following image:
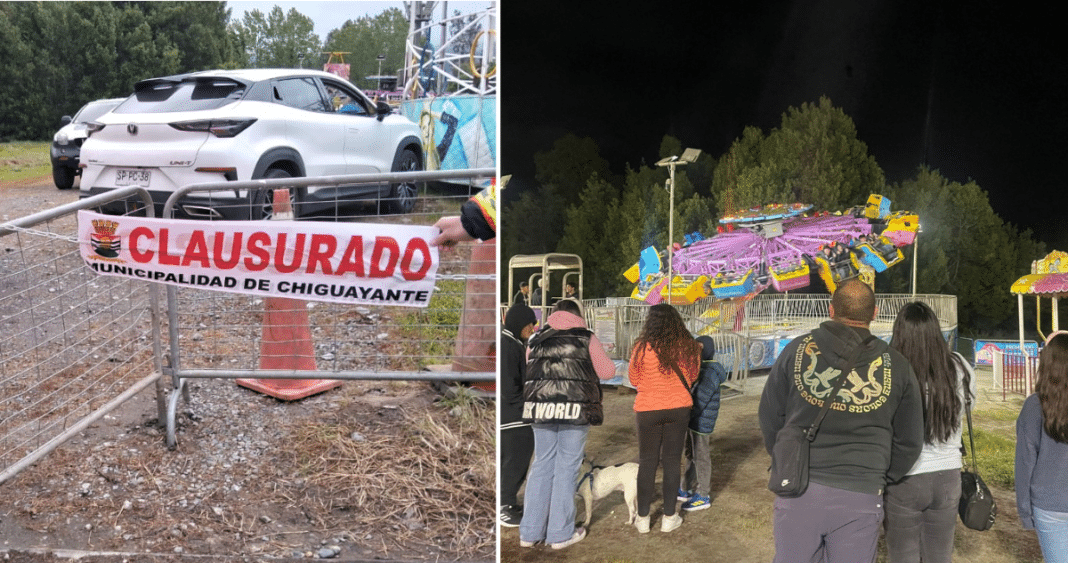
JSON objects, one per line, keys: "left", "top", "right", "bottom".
{"left": 884, "top": 469, "right": 961, "bottom": 563}
{"left": 636, "top": 407, "right": 690, "bottom": 517}
{"left": 500, "top": 425, "right": 534, "bottom": 507}
{"left": 773, "top": 481, "right": 884, "bottom": 563}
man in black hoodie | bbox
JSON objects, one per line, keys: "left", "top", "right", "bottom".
{"left": 499, "top": 304, "right": 537, "bottom": 527}
{"left": 759, "top": 279, "right": 924, "bottom": 563}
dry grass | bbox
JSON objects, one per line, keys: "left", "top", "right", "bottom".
{"left": 283, "top": 388, "right": 495, "bottom": 558}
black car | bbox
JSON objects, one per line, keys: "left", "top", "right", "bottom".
{"left": 50, "top": 98, "right": 125, "bottom": 189}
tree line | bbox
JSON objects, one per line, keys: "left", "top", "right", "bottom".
{"left": 0, "top": 1, "right": 412, "bottom": 141}
{"left": 502, "top": 97, "right": 1046, "bottom": 336}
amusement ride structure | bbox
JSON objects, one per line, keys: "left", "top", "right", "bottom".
{"left": 627, "top": 195, "right": 920, "bottom": 304}
{"left": 322, "top": 2, "right": 496, "bottom": 177}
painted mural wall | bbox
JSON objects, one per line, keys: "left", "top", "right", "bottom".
{"left": 401, "top": 95, "right": 496, "bottom": 176}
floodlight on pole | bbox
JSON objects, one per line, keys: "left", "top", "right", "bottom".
{"left": 655, "top": 148, "right": 701, "bottom": 300}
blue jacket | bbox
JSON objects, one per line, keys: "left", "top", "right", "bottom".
{"left": 1015, "top": 393, "right": 1068, "bottom": 529}
{"left": 690, "top": 337, "right": 728, "bottom": 434}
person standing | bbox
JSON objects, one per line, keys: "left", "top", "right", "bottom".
{"left": 530, "top": 279, "right": 543, "bottom": 308}
{"left": 680, "top": 335, "right": 729, "bottom": 512}
{"left": 884, "top": 301, "right": 977, "bottom": 563}
{"left": 758, "top": 279, "right": 924, "bottom": 563}
{"left": 499, "top": 303, "right": 538, "bottom": 528}
{"left": 628, "top": 304, "right": 701, "bottom": 533}
{"left": 519, "top": 299, "right": 616, "bottom": 549}
{"left": 513, "top": 281, "right": 530, "bottom": 306}
{"left": 1016, "top": 331, "right": 1068, "bottom": 563}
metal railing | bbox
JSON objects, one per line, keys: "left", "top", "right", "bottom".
{"left": 157, "top": 169, "right": 495, "bottom": 447}
{"left": 596, "top": 293, "right": 957, "bottom": 393}
{"left": 1, "top": 169, "right": 495, "bottom": 484}
{"left": 993, "top": 349, "right": 1037, "bottom": 399}
{"left": 0, "top": 187, "right": 165, "bottom": 485}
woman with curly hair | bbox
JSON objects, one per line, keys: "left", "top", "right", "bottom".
{"left": 1016, "top": 331, "right": 1068, "bottom": 563}
{"left": 884, "top": 301, "right": 976, "bottom": 563}
{"left": 628, "top": 304, "right": 701, "bottom": 534}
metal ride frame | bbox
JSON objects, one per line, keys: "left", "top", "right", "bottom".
{"left": 402, "top": 2, "right": 497, "bottom": 100}
{"left": 0, "top": 169, "right": 492, "bottom": 485}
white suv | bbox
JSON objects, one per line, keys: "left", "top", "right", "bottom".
{"left": 80, "top": 69, "right": 423, "bottom": 219}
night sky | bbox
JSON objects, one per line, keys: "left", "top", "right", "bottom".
{"left": 501, "top": 0, "right": 1067, "bottom": 248}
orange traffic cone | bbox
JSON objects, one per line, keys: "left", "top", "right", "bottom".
{"left": 237, "top": 189, "right": 341, "bottom": 401}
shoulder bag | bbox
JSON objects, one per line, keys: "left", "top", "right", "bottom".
{"left": 959, "top": 381, "right": 996, "bottom": 531}
{"left": 767, "top": 335, "right": 876, "bottom": 498}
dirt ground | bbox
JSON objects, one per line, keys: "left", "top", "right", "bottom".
{"left": 499, "top": 368, "right": 1045, "bottom": 563}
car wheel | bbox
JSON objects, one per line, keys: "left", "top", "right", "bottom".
{"left": 250, "top": 168, "right": 298, "bottom": 220}
{"left": 383, "top": 148, "right": 421, "bottom": 214}
{"left": 53, "top": 166, "right": 75, "bottom": 190}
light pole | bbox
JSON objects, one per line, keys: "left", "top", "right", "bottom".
{"left": 655, "top": 148, "right": 702, "bottom": 300}
{"left": 910, "top": 223, "right": 923, "bottom": 298}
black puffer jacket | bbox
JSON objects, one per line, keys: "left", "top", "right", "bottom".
{"left": 522, "top": 327, "right": 603, "bottom": 426}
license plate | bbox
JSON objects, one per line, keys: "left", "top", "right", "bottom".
{"left": 115, "top": 169, "right": 151, "bottom": 187}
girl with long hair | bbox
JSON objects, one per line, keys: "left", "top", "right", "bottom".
{"left": 885, "top": 301, "right": 976, "bottom": 562}
{"left": 1016, "top": 331, "right": 1068, "bottom": 563}
{"left": 628, "top": 304, "right": 701, "bottom": 534}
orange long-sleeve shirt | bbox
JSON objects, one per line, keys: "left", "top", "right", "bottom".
{"left": 628, "top": 343, "right": 698, "bottom": 412}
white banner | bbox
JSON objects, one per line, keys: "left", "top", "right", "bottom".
{"left": 77, "top": 211, "right": 440, "bottom": 307}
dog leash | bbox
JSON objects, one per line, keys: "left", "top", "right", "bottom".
{"left": 576, "top": 469, "right": 595, "bottom": 492}
{"left": 576, "top": 456, "right": 605, "bottom": 492}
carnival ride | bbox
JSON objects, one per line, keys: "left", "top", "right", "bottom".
{"left": 321, "top": 2, "right": 497, "bottom": 178}
{"left": 397, "top": 2, "right": 496, "bottom": 176}
{"left": 1011, "top": 250, "right": 1068, "bottom": 344}
{"left": 626, "top": 195, "right": 919, "bottom": 305}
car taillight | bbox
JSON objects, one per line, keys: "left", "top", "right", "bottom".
{"left": 169, "top": 119, "right": 257, "bottom": 138}
{"left": 86, "top": 122, "right": 106, "bottom": 137}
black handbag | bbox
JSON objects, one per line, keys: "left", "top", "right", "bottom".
{"left": 959, "top": 392, "right": 996, "bottom": 531}
{"left": 768, "top": 336, "right": 875, "bottom": 497}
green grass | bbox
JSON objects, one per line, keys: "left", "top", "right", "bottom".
{"left": 979, "top": 407, "right": 1025, "bottom": 423}
{"left": 393, "top": 279, "right": 465, "bottom": 369}
{"left": 971, "top": 427, "right": 1017, "bottom": 487}
{"left": 0, "top": 141, "right": 51, "bottom": 182}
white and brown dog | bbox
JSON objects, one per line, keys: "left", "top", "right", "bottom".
{"left": 576, "top": 460, "right": 639, "bottom": 527}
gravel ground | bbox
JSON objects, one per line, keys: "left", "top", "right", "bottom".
{"left": 1, "top": 177, "right": 495, "bottom": 563}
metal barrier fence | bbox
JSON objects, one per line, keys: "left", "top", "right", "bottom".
{"left": 599, "top": 293, "right": 957, "bottom": 394}
{"left": 158, "top": 169, "right": 495, "bottom": 447}
{"left": 0, "top": 187, "right": 165, "bottom": 485}
{"left": 1, "top": 169, "right": 494, "bottom": 483}
{"left": 993, "top": 350, "right": 1037, "bottom": 399}
{"left": 606, "top": 300, "right": 752, "bottom": 392}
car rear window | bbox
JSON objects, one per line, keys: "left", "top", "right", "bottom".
{"left": 74, "top": 101, "right": 122, "bottom": 123}
{"left": 115, "top": 79, "right": 246, "bottom": 114}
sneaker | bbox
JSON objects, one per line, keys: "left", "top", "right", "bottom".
{"left": 550, "top": 527, "right": 586, "bottom": 550}
{"left": 661, "top": 512, "right": 683, "bottom": 533}
{"left": 519, "top": 539, "right": 539, "bottom": 548}
{"left": 634, "top": 514, "right": 650, "bottom": 533}
{"left": 677, "top": 488, "right": 692, "bottom": 501}
{"left": 682, "top": 493, "right": 711, "bottom": 511}
{"left": 499, "top": 505, "right": 522, "bottom": 528}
